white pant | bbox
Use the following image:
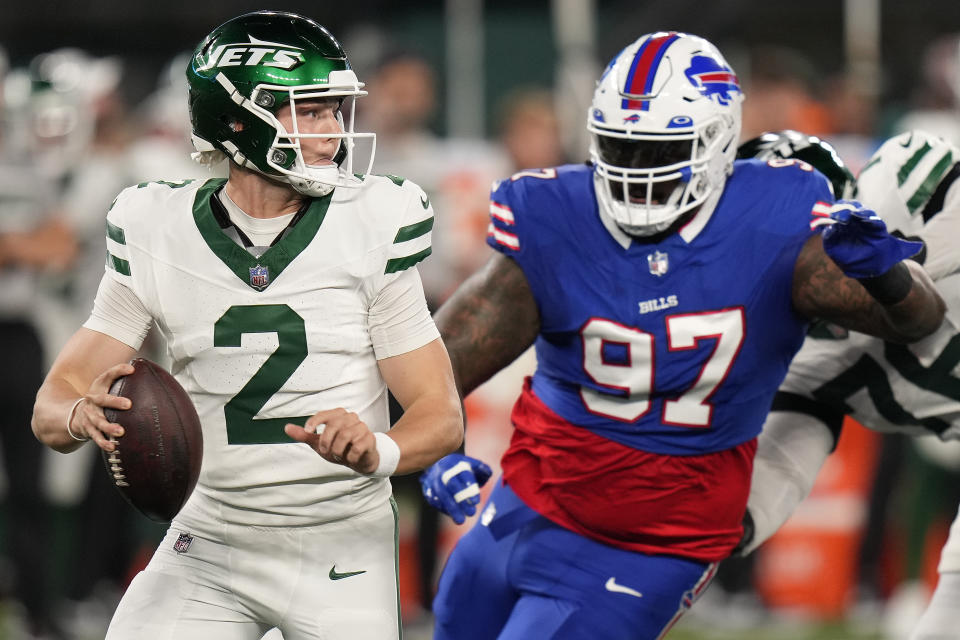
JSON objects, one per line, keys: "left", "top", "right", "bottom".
{"left": 105, "top": 500, "right": 400, "bottom": 640}
{"left": 910, "top": 571, "right": 960, "bottom": 640}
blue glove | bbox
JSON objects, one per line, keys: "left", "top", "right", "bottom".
{"left": 818, "top": 200, "right": 923, "bottom": 279}
{"left": 419, "top": 453, "right": 493, "bottom": 524}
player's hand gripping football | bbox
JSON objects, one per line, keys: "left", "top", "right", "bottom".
{"left": 69, "top": 362, "right": 135, "bottom": 451}
{"left": 285, "top": 408, "right": 379, "bottom": 474}
{"left": 420, "top": 453, "right": 493, "bottom": 524}
{"left": 813, "top": 200, "right": 923, "bottom": 279}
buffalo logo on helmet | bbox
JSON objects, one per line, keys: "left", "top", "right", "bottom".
{"left": 684, "top": 55, "right": 741, "bottom": 105}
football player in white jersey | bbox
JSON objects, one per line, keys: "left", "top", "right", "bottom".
{"left": 737, "top": 129, "right": 960, "bottom": 640}
{"left": 30, "top": 11, "right": 463, "bottom": 640}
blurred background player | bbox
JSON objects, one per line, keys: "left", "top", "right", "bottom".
{"left": 736, "top": 129, "right": 960, "bottom": 640}
{"left": 419, "top": 31, "right": 943, "bottom": 640}
{"left": 0, "top": 46, "right": 77, "bottom": 640}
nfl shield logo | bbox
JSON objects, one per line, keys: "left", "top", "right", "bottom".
{"left": 647, "top": 251, "right": 669, "bottom": 276}
{"left": 173, "top": 532, "right": 193, "bottom": 554}
{"left": 249, "top": 264, "right": 269, "bottom": 290}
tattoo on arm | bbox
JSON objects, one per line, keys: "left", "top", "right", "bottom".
{"left": 434, "top": 253, "right": 540, "bottom": 397}
{"left": 793, "top": 235, "right": 945, "bottom": 343}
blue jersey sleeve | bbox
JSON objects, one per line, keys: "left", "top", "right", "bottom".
{"left": 486, "top": 178, "right": 526, "bottom": 257}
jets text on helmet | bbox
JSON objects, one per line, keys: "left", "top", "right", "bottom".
{"left": 198, "top": 36, "right": 306, "bottom": 72}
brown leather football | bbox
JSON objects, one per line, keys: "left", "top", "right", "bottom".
{"left": 102, "top": 358, "right": 203, "bottom": 522}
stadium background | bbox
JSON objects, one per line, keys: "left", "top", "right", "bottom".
{"left": 2, "top": 1, "right": 960, "bottom": 639}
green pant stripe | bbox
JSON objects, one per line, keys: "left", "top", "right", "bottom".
{"left": 391, "top": 496, "right": 402, "bottom": 640}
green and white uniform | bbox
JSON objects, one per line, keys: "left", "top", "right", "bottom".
{"left": 91, "top": 174, "right": 437, "bottom": 639}
{"left": 745, "top": 131, "right": 960, "bottom": 566}
{"left": 779, "top": 131, "right": 960, "bottom": 441}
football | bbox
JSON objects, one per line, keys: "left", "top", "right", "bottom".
{"left": 102, "top": 358, "right": 203, "bottom": 522}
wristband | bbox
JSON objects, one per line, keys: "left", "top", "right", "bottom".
{"left": 66, "top": 398, "right": 90, "bottom": 442}
{"left": 859, "top": 261, "right": 913, "bottom": 305}
{"left": 370, "top": 432, "right": 401, "bottom": 478}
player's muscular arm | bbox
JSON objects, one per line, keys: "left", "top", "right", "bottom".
{"left": 434, "top": 252, "right": 541, "bottom": 398}
{"left": 792, "top": 234, "right": 944, "bottom": 343}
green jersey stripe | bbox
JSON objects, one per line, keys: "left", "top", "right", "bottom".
{"left": 906, "top": 151, "right": 954, "bottom": 213}
{"left": 106, "top": 220, "right": 126, "bottom": 245}
{"left": 385, "top": 247, "right": 432, "bottom": 274}
{"left": 380, "top": 174, "right": 405, "bottom": 187}
{"left": 393, "top": 217, "right": 434, "bottom": 243}
{"left": 897, "top": 142, "right": 932, "bottom": 186}
{"left": 107, "top": 252, "right": 131, "bottom": 276}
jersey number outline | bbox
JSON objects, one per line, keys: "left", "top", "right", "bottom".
{"left": 580, "top": 308, "right": 745, "bottom": 427}
{"left": 214, "top": 304, "right": 312, "bottom": 444}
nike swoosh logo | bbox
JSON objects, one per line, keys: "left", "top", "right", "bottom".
{"left": 605, "top": 577, "right": 643, "bottom": 598}
{"left": 420, "top": 195, "right": 430, "bottom": 209}
{"left": 329, "top": 565, "right": 367, "bottom": 580}
{"left": 900, "top": 133, "right": 913, "bottom": 148}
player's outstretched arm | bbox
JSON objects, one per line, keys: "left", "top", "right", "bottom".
{"left": 433, "top": 252, "right": 541, "bottom": 398}
{"left": 32, "top": 328, "right": 136, "bottom": 454}
{"left": 793, "top": 210, "right": 944, "bottom": 342}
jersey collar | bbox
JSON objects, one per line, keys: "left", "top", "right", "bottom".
{"left": 192, "top": 178, "right": 333, "bottom": 292}
{"left": 595, "top": 187, "right": 722, "bottom": 248}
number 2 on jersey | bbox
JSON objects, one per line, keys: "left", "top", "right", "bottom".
{"left": 214, "top": 304, "right": 312, "bottom": 444}
{"left": 580, "top": 308, "right": 745, "bottom": 427}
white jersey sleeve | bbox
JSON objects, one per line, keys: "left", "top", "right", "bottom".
{"left": 368, "top": 177, "right": 439, "bottom": 359}
{"left": 918, "top": 179, "right": 960, "bottom": 280}
{"left": 369, "top": 266, "right": 438, "bottom": 359}
{"left": 102, "top": 187, "right": 136, "bottom": 288}
{"left": 82, "top": 273, "right": 153, "bottom": 349}
{"left": 857, "top": 130, "right": 960, "bottom": 281}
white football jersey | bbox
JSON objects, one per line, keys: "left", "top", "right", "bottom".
{"left": 98, "top": 175, "right": 438, "bottom": 531}
{"left": 780, "top": 131, "right": 960, "bottom": 440}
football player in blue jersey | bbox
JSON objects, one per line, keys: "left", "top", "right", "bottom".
{"left": 420, "top": 32, "right": 945, "bottom": 640}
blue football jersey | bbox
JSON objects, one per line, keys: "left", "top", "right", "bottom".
{"left": 486, "top": 161, "right": 833, "bottom": 455}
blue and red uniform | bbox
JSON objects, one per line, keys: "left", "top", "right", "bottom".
{"left": 434, "top": 159, "right": 833, "bottom": 639}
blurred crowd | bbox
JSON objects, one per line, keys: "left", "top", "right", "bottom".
{"left": 0, "top": 27, "right": 959, "bottom": 640}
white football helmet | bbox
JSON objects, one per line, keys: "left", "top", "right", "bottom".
{"left": 588, "top": 32, "right": 744, "bottom": 236}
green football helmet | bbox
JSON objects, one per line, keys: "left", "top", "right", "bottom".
{"left": 187, "top": 11, "right": 374, "bottom": 196}
{"left": 737, "top": 130, "right": 854, "bottom": 199}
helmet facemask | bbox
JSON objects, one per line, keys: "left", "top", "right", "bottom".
{"left": 247, "top": 73, "right": 375, "bottom": 196}
{"left": 591, "top": 117, "right": 735, "bottom": 236}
